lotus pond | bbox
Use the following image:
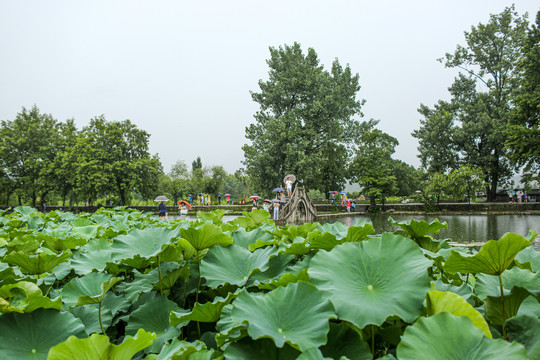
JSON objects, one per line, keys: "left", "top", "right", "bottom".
{"left": 0, "top": 206, "right": 539, "bottom": 359}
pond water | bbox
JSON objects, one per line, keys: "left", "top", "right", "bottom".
{"left": 180, "top": 213, "right": 540, "bottom": 244}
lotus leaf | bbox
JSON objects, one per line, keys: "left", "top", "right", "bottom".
{"left": 514, "top": 246, "right": 540, "bottom": 273}
{"left": 475, "top": 266, "right": 540, "bottom": 300}
{"left": 70, "top": 218, "right": 93, "bottom": 227}
{"left": 153, "top": 338, "right": 209, "bottom": 360}
{"left": 247, "top": 253, "right": 295, "bottom": 288}
{"left": 257, "top": 269, "right": 309, "bottom": 290}
{"left": 0, "top": 308, "right": 86, "bottom": 360}
{"left": 6, "top": 233, "right": 42, "bottom": 253}
{"left": 14, "top": 206, "right": 38, "bottom": 218}
{"left": 231, "top": 210, "right": 272, "bottom": 230}
{"left": 342, "top": 221, "right": 375, "bottom": 242}
{"left": 200, "top": 245, "right": 277, "bottom": 288}
{"left": 180, "top": 223, "right": 233, "bottom": 252}
{"left": 484, "top": 286, "right": 532, "bottom": 325}
{"left": 2, "top": 250, "right": 72, "bottom": 275}
{"left": 432, "top": 279, "right": 474, "bottom": 303}
{"left": 426, "top": 290, "right": 491, "bottom": 337}
{"left": 320, "top": 322, "right": 371, "bottom": 360}
{"left": 0, "top": 281, "right": 62, "bottom": 313}
{"left": 231, "top": 225, "right": 274, "bottom": 249}
{"left": 223, "top": 338, "right": 300, "bottom": 360}
{"left": 70, "top": 225, "right": 99, "bottom": 240}
{"left": 315, "top": 221, "right": 349, "bottom": 239}
{"left": 273, "top": 223, "right": 319, "bottom": 244}
{"left": 389, "top": 217, "right": 448, "bottom": 238}
{"left": 173, "top": 291, "right": 239, "bottom": 327}
{"left": 248, "top": 238, "right": 276, "bottom": 251}
{"left": 308, "top": 235, "right": 431, "bottom": 329}
{"left": 27, "top": 216, "right": 44, "bottom": 230}
{"left": 47, "top": 328, "right": 156, "bottom": 360}
{"left": 308, "top": 232, "right": 340, "bottom": 252}
{"left": 62, "top": 272, "right": 121, "bottom": 308}
{"left": 197, "top": 209, "right": 227, "bottom": 223}
{"left": 444, "top": 232, "right": 531, "bottom": 275}
{"left": 116, "top": 262, "right": 182, "bottom": 302}
{"left": 111, "top": 227, "right": 180, "bottom": 265}
{"left": 397, "top": 312, "right": 528, "bottom": 359}
{"left": 506, "top": 315, "right": 540, "bottom": 359}
{"left": 126, "top": 295, "right": 181, "bottom": 353}
{"left": 69, "top": 303, "right": 113, "bottom": 335}
{"left": 70, "top": 238, "right": 115, "bottom": 275}
{"left": 230, "top": 281, "right": 335, "bottom": 351}
{"left": 40, "top": 234, "right": 86, "bottom": 253}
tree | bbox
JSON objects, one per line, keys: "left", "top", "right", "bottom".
{"left": 349, "top": 120, "right": 398, "bottom": 206}
{"left": 243, "top": 43, "right": 365, "bottom": 194}
{"left": 507, "top": 10, "right": 540, "bottom": 182}
{"left": 203, "top": 166, "right": 226, "bottom": 195}
{"left": 447, "top": 165, "right": 486, "bottom": 204}
{"left": 78, "top": 116, "right": 162, "bottom": 205}
{"left": 0, "top": 105, "right": 61, "bottom": 206}
{"left": 192, "top": 157, "right": 202, "bottom": 172}
{"left": 412, "top": 102, "right": 459, "bottom": 174}
{"left": 391, "top": 160, "right": 422, "bottom": 196}
{"left": 436, "top": 6, "right": 529, "bottom": 201}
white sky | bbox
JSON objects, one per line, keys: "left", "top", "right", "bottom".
{"left": 1, "top": 1, "right": 539, "bottom": 174}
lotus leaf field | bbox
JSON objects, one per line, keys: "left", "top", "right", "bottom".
{"left": 0, "top": 206, "right": 539, "bottom": 359}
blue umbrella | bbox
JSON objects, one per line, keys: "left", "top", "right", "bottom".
{"left": 216, "top": 193, "right": 222, "bottom": 196}
{"left": 340, "top": 191, "right": 347, "bottom": 195}
{"left": 273, "top": 187, "right": 284, "bottom": 192}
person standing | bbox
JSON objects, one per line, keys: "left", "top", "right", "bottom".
{"left": 346, "top": 200, "right": 351, "bottom": 213}
{"left": 280, "top": 191, "right": 286, "bottom": 204}
{"left": 273, "top": 201, "right": 280, "bottom": 220}
{"left": 181, "top": 204, "right": 188, "bottom": 220}
{"left": 227, "top": 195, "right": 230, "bottom": 205}
{"left": 218, "top": 194, "right": 222, "bottom": 205}
{"left": 285, "top": 177, "right": 293, "bottom": 197}
{"left": 351, "top": 201, "right": 356, "bottom": 212}
{"left": 158, "top": 201, "right": 167, "bottom": 219}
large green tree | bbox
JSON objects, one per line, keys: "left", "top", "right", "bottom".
{"left": 507, "top": 10, "right": 540, "bottom": 181}
{"left": 243, "top": 43, "right": 365, "bottom": 195}
{"left": 0, "top": 106, "right": 61, "bottom": 206}
{"left": 416, "top": 6, "right": 529, "bottom": 201}
{"left": 349, "top": 120, "right": 398, "bottom": 206}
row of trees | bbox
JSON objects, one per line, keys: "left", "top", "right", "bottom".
{"left": 0, "top": 106, "right": 161, "bottom": 206}
{"left": 413, "top": 6, "right": 539, "bottom": 201}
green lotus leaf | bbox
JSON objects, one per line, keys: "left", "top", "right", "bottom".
{"left": 432, "top": 279, "right": 474, "bottom": 303}
{"left": 5, "top": 219, "right": 24, "bottom": 228}
{"left": 232, "top": 225, "right": 274, "bottom": 249}
{"left": 526, "top": 230, "right": 538, "bottom": 242}
{"left": 2, "top": 250, "right": 72, "bottom": 275}
{"left": 27, "top": 216, "right": 44, "bottom": 230}
{"left": 444, "top": 233, "right": 531, "bottom": 275}
{"left": 231, "top": 210, "right": 272, "bottom": 230}
{"left": 200, "top": 245, "right": 277, "bottom": 288}
{"left": 248, "top": 238, "right": 276, "bottom": 251}
{"left": 247, "top": 253, "right": 295, "bottom": 287}
{"left": 308, "top": 235, "right": 431, "bottom": 328}
{"left": 282, "top": 237, "right": 311, "bottom": 255}
{"left": 70, "top": 218, "right": 93, "bottom": 227}
{"left": 475, "top": 267, "right": 540, "bottom": 300}
{"left": 397, "top": 312, "right": 528, "bottom": 360}
{"left": 40, "top": 234, "right": 86, "bottom": 253}
{"left": 514, "top": 246, "right": 540, "bottom": 273}
{"left": 484, "top": 286, "right": 531, "bottom": 325}
{"left": 518, "top": 296, "right": 540, "bottom": 318}
{"left": 273, "top": 223, "right": 319, "bottom": 244}
{"left": 0, "top": 281, "right": 62, "bottom": 313}
{"left": 0, "top": 308, "right": 86, "bottom": 360}
{"left": 506, "top": 315, "right": 540, "bottom": 360}
{"left": 62, "top": 272, "right": 121, "bottom": 308}
{"left": 215, "top": 304, "right": 249, "bottom": 349}
{"left": 70, "top": 225, "right": 99, "bottom": 240}
{"left": 116, "top": 262, "right": 181, "bottom": 302}
{"left": 180, "top": 223, "right": 233, "bottom": 252}
{"left": 47, "top": 328, "right": 156, "bottom": 360}
{"left": 90, "top": 214, "right": 110, "bottom": 226}
{"left": 342, "top": 221, "right": 375, "bottom": 242}
{"left": 223, "top": 338, "right": 300, "bottom": 360}
{"left": 230, "top": 281, "right": 335, "bottom": 351}
{"left": 320, "top": 322, "right": 371, "bottom": 360}
{"left": 70, "top": 238, "right": 115, "bottom": 275}
{"left": 197, "top": 209, "right": 227, "bottom": 223}
{"left": 111, "top": 227, "right": 180, "bottom": 265}
{"left": 170, "top": 291, "right": 238, "bottom": 327}
{"left": 308, "top": 232, "right": 340, "bottom": 252}
{"left": 296, "top": 348, "right": 333, "bottom": 360}
{"left": 126, "top": 295, "right": 181, "bottom": 353}
{"left": 6, "top": 233, "right": 42, "bottom": 253}
{"left": 14, "top": 206, "right": 38, "bottom": 218}
{"left": 257, "top": 269, "right": 309, "bottom": 291}
{"left": 69, "top": 303, "right": 113, "bottom": 335}
{"left": 426, "top": 290, "right": 491, "bottom": 338}
{"left": 153, "top": 338, "right": 210, "bottom": 360}
{"left": 389, "top": 216, "right": 448, "bottom": 238}
{"left": 0, "top": 263, "right": 20, "bottom": 285}
{"left": 315, "top": 221, "right": 349, "bottom": 239}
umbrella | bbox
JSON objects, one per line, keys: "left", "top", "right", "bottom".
{"left": 273, "top": 187, "right": 285, "bottom": 192}
{"left": 177, "top": 200, "right": 192, "bottom": 209}
{"left": 198, "top": 193, "right": 203, "bottom": 195}
{"left": 328, "top": 191, "right": 338, "bottom": 194}
{"left": 415, "top": 190, "right": 422, "bottom": 193}
{"left": 271, "top": 199, "right": 281, "bottom": 202}
{"left": 283, "top": 174, "right": 296, "bottom": 184}
{"left": 224, "top": 193, "right": 231, "bottom": 196}
{"left": 216, "top": 193, "right": 222, "bottom": 197}
{"left": 264, "top": 199, "right": 272, "bottom": 203}
{"left": 340, "top": 191, "right": 347, "bottom": 195}
{"left": 154, "top": 195, "right": 169, "bottom": 202}
{"left": 249, "top": 195, "right": 260, "bottom": 200}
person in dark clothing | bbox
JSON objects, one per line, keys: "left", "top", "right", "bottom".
{"left": 158, "top": 201, "right": 167, "bottom": 219}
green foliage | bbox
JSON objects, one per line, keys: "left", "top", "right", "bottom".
{"left": 243, "top": 42, "right": 365, "bottom": 194}
{"left": 0, "top": 208, "right": 537, "bottom": 358}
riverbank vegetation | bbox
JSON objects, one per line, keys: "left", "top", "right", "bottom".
{"left": 0, "top": 207, "right": 538, "bottom": 359}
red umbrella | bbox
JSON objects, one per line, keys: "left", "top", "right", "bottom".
{"left": 177, "top": 200, "right": 192, "bottom": 209}
{"left": 249, "top": 195, "right": 260, "bottom": 200}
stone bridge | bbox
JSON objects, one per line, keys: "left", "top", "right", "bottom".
{"left": 275, "top": 186, "right": 318, "bottom": 224}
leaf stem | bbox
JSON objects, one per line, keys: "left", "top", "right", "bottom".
{"left": 371, "top": 325, "right": 375, "bottom": 359}
{"left": 499, "top": 274, "right": 507, "bottom": 340}
{"left": 99, "top": 301, "right": 105, "bottom": 334}
{"left": 157, "top": 255, "right": 163, "bottom": 296}
{"left": 196, "top": 250, "right": 202, "bottom": 338}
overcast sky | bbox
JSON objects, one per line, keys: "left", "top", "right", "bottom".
{"left": 1, "top": 1, "right": 539, "bottom": 174}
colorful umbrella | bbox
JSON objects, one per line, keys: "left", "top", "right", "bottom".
{"left": 154, "top": 195, "right": 169, "bottom": 202}
{"left": 264, "top": 199, "right": 272, "bottom": 203}
{"left": 249, "top": 195, "right": 260, "bottom": 200}
{"left": 340, "top": 191, "right": 347, "bottom": 195}
{"left": 273, "top": 187, "right": 285, "bottom": 192}
{"left": 177, "top": 200, "right": 192, "bottom": 209}
{"left": 328, "top": 191, "right": 338, "bottom": 194}
{"left": 283, "top": 174, "right": 296, "bottom": 184}
{"left": 415, "top": 190, "right": 422, "bottom": 193}
{"left": 224, "top": 193, "right": 231, "bottom": 196}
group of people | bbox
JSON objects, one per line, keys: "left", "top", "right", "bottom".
{"left": 507, "top": 190, "right": 528, "bottom": 203}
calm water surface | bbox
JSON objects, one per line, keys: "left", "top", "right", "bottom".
{"left": 183, "top": 214, "right": 539, "bottom": 244}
